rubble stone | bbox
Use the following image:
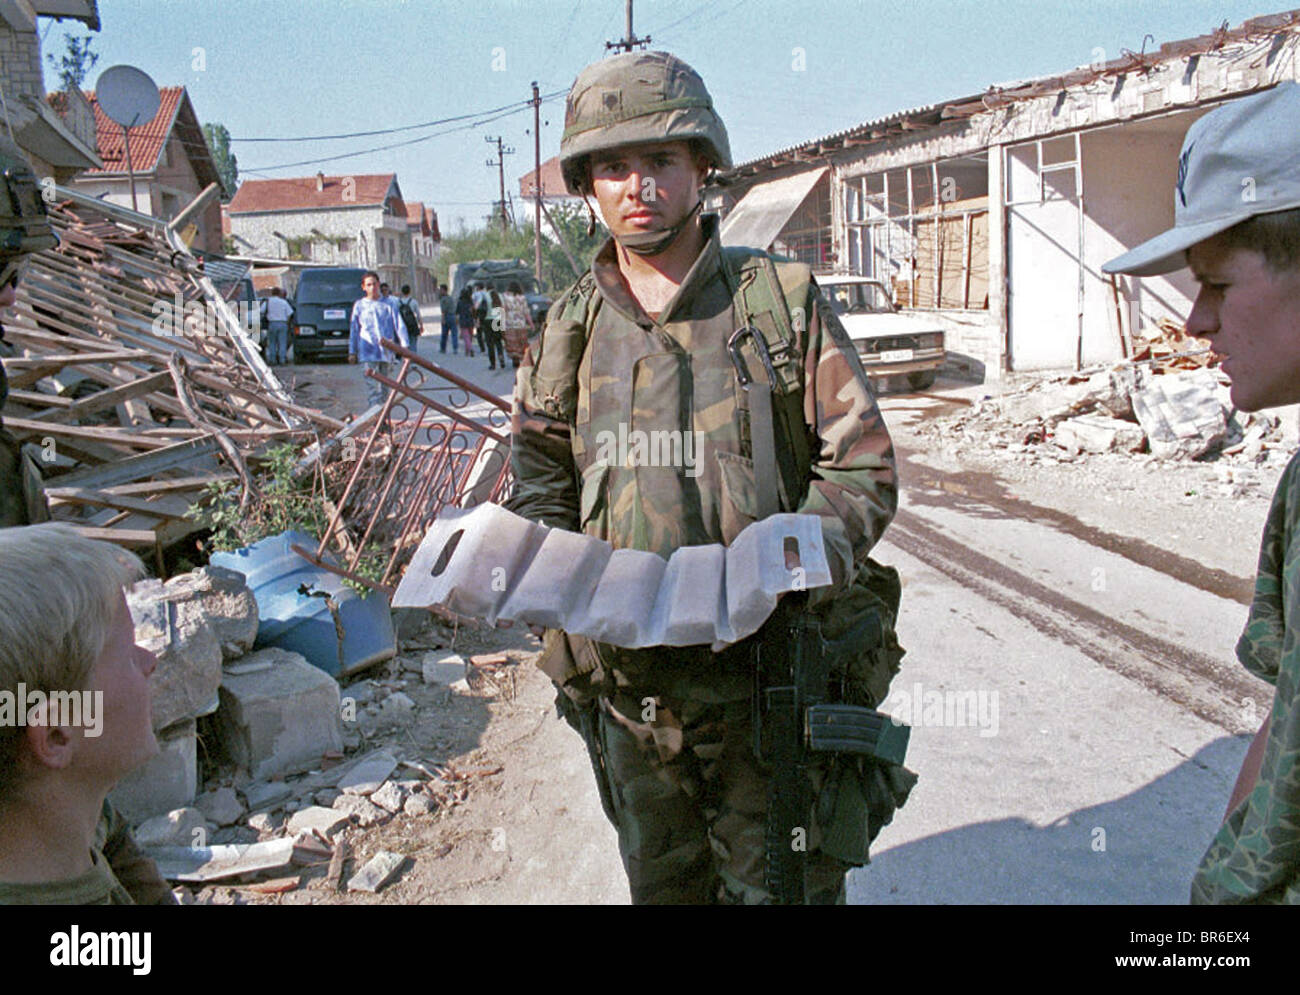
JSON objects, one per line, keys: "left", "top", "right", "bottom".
{"left": 215, "top": 647, "right": 343, "bottom": 780}
{"left": 161, "top": 566, "right": 259, "bottom": 659}
{"left": 1053, "top": 414, "right": 1146, "bottom": 454}
{"left": 338, "top": 750, "right": 398, "bottom": 796}
{"left": 332, "top": 793, "right": 388, "bottom": 828}
{"left": 247, "top": 812, "right": 280, "bottom": 834}
{"left": 422, "top": 652, "right": 466, "bottom": 686}
{"left": 403, "top": 794, "right": 435, "bottom": 817}
{"left": 348, "top": 851, "right": 406, "bottom": 893}
{"left": 370, "top": 780, "right": 407, "bottom": 814}
{"left": 314, "top": 788, "right": 341, "bottom": 807}
{"left": 195, "top": 786, "right": 245, "bottom": 827}
{"left": 241, "top": 780, "right": 293, "bottom": 811}
{"left": 133, "top": 807, "right": 208, "bottom": 848}
{"left": 378, "top": 692, "right": 415, "bottom": 726}
{"left": 1132, "top": 370, "right": 1228, "bottom": 460}
{"left": 286, "top": 805, "right": 350, "bottom": 839}
{"left": 109, "top": 719, "right": 197, "bottom": 822}
{"left": 127, "top": 586, "right": 222, "bottom": 733}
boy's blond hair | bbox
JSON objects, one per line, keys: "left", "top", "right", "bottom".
{"left": 0, "top": 524, "right": 145, "bottom": 800}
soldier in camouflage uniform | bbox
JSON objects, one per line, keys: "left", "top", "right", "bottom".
{"left": 1105, "top": 82, "right": 1300, "bottom": 903}
{"left": 507, "top": 51, "right": 915, "bottom": 904}
{"left": 0, "top": 136, "right": 57, "bottom": 528}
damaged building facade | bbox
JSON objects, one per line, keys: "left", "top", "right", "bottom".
{"left": 710, "top": 11, "right": 1300, "bottom": 381}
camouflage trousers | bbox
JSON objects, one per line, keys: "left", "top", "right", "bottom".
{"left": 582, "top": 685, "right": 853, "bottom": 905}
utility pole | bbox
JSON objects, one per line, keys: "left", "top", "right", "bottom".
{"left": 531, "top": 81, "right": 542, "bottom": 285}
{"left": 485, "top": 135, "right": 515, "bottom": 233}
{"left": 606, "top": 0, "right": 650, "bottom": 52}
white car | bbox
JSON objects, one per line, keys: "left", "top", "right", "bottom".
{"left": 817, "top": 275, "right": 945, "bottom": 391}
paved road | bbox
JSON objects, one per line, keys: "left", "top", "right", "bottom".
{"left": 846, "top": 389, "right": 1267, "bottom": 904}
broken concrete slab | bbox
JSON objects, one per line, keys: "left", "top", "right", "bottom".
{"left": 194, "top": 786, "right": 245, "bottom": 827}
{"left": 132, "top": 807, "right": 208, "bottom": 849}
{"left": 331, "top": 793, "right": 388, "bottom": 828}
{"left": 109, "top": 718, "right": 197, "bottom": 822}
{"left": 338, "top": 750, "right": 398, "bottom": 795}
{"left": 161, "top": 566, "right": 259, "bottom": 660}
{"left": 127, "top": 586, "right": 222, "bottom": 732}
{"left": 394, "top": 504, "right": 830, "bottom": 649}
{"left": 215, "top": 646, "right": 343, "bottom": 781}
{"left": 147, "top": 837, "right": 296, "bottom": 883}
{"left": 285, "top": 805, "right": 350, "bottom": 839}
{"left": 421, "top": 652, "right": 465, "bottom": 686}
{"left": 1132, "top": 369, "right": 1228, "bottom": 460}
{"left": 369, "top": 780, "right": 407, "bottom": 814}
{"left": 347, "top": 850, "right": 407, "bottom": 893}
{"left": 1053, "top": 414, "right": 1147, "bottom": 454}
{"left": 241, "top": 780, "right": 293, "bottom": 811}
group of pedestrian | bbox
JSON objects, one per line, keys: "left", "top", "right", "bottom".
{"left": 438, "top": 281, "right": 532, "bottom": 371}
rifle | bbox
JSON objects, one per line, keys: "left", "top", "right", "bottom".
{"left": 753, "top": 597, "right": 910, "bottom": 904}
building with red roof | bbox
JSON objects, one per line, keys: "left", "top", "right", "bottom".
{"left": 226, "top": 172, "right": 419, "bottom": 293}
{"left": 68, "top": 84, "right": 223, "bottom": 253}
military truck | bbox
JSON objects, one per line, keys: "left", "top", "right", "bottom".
{"left": 448, "top": 258, "right": 552, "bottom": 327}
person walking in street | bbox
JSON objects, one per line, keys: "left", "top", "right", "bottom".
{"left": 456, "top": 286, "right": 476, "bottom": 357}
{"left": 263, "top": 287, "right": 294, "bottom": 365}
{"left": 483, "top": 289, "right": 507, "bottom": 371}
{"left": 397, "top": 283, "right": 423, "bottom": 356}
{"left": 500, "top": 279, "right": 534, "bottom": 368}
{"left": 349, "top": 271, "right": 409, "bottom": 413}
{"left": 438, "top": 283, "right": 458, "bottom": 354}
{"left": 471, "top": 282, "right": 490, "bottom": 353}
{"left": 1104, "top": 82, "right": 1300, "bottom": 905}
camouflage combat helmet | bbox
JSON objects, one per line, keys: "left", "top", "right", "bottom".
{"left": 0, "top": 135, "right": 58, "bottom": 287}
{"left": 559, "top": 50, "right": 731, "bottom": 197}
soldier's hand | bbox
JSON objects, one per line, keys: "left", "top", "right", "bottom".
{"left": 348, "top": 354, "right": 357, "bottom": 364}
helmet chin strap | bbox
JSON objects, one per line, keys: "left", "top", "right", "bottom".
{"left": 613, "top": 200, "right": 703, "bottom": 256}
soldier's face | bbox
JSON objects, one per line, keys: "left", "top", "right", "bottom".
{"left": 590, "top": 141, "right": 707, "bottom": 239}
{"left": 1186, "top": 235, "right": 1300, "bottom": 411}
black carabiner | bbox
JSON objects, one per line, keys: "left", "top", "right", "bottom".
{"left": 727, "top": 325, "right": 777, "bottom": 388}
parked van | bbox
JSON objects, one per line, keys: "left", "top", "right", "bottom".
{"left": 292, "top": 267, "right": 368, "bottom": 364}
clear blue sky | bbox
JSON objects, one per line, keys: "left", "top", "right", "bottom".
{"left": 48, "top": 0, "right": 1285, "bottom": 231}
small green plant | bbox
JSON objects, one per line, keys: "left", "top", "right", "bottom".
{"left": 187, "top": 443, "right": 385, "bottom": 595}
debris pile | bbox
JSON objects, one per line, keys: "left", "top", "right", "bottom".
{"left": 921, "top": 345, "right": 1294, "bottom": 470}
{"left": 1, "top": 188, "right": 344, "bottom": 561}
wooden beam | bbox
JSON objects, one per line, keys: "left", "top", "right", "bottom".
{"left": 46, "top": 486, "right": 191, "bottom": 521}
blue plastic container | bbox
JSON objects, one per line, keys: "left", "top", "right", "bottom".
{"left": 212, "top": 530, "right": 396, "bottom": 678}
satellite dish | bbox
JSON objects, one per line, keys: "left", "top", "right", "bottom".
{"left": 96, "top": 65, "right": 160, "bottom": 128}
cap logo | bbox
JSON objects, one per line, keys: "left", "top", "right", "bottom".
{"left": 1177, "top": 141, "right": 1194, "bottom": 208}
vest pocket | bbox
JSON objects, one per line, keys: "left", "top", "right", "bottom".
{"left": 716, "top": 450, "right": 757, "bottom": 545}
{"left": 579, "top": 460, "right": 611, "bottom": 535}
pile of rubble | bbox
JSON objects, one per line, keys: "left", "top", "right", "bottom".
{"left": 114, "top": 562, "right": 516, "bottom": 898}
{"left": 922, "top": 356, "right": 1294, "bottom": 469}
{"left": 2, "top": 188, "right": 344, "bottom": 561}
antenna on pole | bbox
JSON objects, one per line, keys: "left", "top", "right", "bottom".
{"left": 606, "top": 0, "right": 651, "bottom": 52}
{"left": 95, "top": 65, "right": 160, "bottom": 214}
{"left": 485, "top": 135, "right": 515, "bottom": 233}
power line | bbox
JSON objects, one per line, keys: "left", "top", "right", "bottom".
{"left": 231, "top": 91, "right": 566, "bottom": 143}
{"left": 242, "top": 99, "right": 560, "bottom": 173}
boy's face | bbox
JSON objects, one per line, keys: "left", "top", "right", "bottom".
{"left": 74, "top": 593, "right": 159, "bottom": 784}
{"left": 362, "top": 275, "right": 380, "bottom": 300}
{"left": 1186, "top": 235, "right": 1300, "bottom": 412}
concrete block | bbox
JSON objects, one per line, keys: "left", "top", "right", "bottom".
{"left": 133, "top": 807, "right": 207, "bottom": 848}
{"left": 215, "top": 647, "right": 343, "bottom": 780}
{"left": 127, "top": 587, "right": 222, "bottom": 732}
{"left": 286, "top": 805, "right": 350, "bottom": 839}
{"left": 348, "top": 851, "right": 406, "bottom": 893}
{"left": 195, "top": 786, "right": 245, "bottom": 827}
{"left": 1053, "top": 414, "right": 1146, "bottom": 454}
{"left": 422, "top": 652, "right": 464, "bottom": 686}
{"left": 109, "top": 719, "right": 197, "bottom": 823}
{"left": 241, "top": 780, "right": 293, "bottom": 811}
{"left": 338, "top": 749, "right": 397, "bottom": 796}
{"left": 1132, "top": 370, "right": 1228, "bottom": 460}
